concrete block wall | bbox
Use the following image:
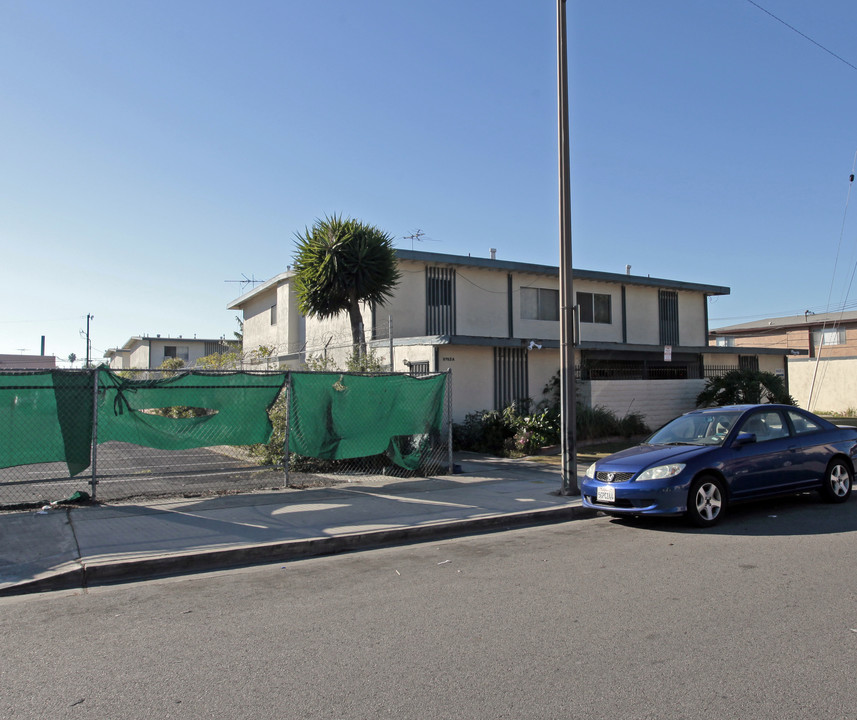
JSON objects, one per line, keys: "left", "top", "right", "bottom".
{"left": 589, "top": 379, "right": 708, "bottom": 431}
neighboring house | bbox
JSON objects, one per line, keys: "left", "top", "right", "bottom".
{"left": 0, "top": 354, "right": 57, "bottom": 369}
{"left": 103, "top": 336, "right": 234, "bottom": 370}
{"left": 710, "top": 310, "right": 857, "bottom": 412}
{"left": 709, "top": 310, "right": 857, "bottom": 358}
{"left": 230, "top": 249, "right": 786, "bottom": 426}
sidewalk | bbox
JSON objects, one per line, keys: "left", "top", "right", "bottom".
{"left": 0, "top": 454, "right": 592, "bottom": 596}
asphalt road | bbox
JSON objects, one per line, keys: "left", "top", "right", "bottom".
{"left": 3, "top": 493, "right": 857, "bottom": 719}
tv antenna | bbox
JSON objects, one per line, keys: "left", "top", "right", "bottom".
{"left": 403, "top": 229, "right": 438, "bottom": 250}
{"left": 225, "top": 274, "right": 264, "bottom": 291}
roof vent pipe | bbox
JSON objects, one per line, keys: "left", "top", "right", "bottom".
{"left": 490, "top": 248, "right": 497, "bottom": 260}
{"left": 625, "top": 264, "right": 631, "bottom": 275}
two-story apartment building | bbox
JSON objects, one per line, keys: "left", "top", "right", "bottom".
{"left": 230, "top": 249, "right": 785, "bottom": 425}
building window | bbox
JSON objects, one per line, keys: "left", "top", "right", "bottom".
{"left": 270, "top": 304, "right": 277, "bottom": 325}
{"left": 521, "top": 287, "right": 559, "bottom": 321}
{"left": 577, "top": 292, "right": 612, "bottom": 324}
{"left": 164, "top": 346, "right": 189, "bottom": 362}
{"left": 409, "top": 361, "right": 430, "bottom": 376}
{"left": 658, "top": 290, "right": 679, "bottom": 345}
{"left": 813, "top": 327, "right": 844, "bottom": 346}
{"left": 739, "top": 355, "right": 759, "bottom": 371}
{"left": 716, "top": 336, "right": 734, "bottom": 347}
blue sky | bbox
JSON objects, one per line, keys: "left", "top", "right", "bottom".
{"left": 3, "top": 1, "right": 857, "bottom": 363}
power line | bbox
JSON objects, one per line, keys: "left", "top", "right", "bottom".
{"left": 745, "top": 0, "right": 857, "bottom": 73}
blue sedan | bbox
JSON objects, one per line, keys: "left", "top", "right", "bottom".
{"left": 581, "top": 404, "right": 857, "bottom": 527}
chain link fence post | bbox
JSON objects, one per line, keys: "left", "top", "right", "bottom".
{"left": 283, "top": 371, "right": 291, "bottom": 488}
{"left": 90, "top": 367, "right": 99, "bottom": 501}
{"left": 446, "top": 369, "right": 453, "bottom": 474}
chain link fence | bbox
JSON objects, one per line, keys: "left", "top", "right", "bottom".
{"left": 0, "top": 368, "right": 452, "bottom": 510}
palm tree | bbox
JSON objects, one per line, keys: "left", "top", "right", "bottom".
{"left": 696, "top": 368, "right": 795, "bottom": 407}
{"left": 293, "top": 215, "right": 401, "bottom": 362}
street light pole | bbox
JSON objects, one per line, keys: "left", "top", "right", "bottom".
{"left": 557, "top": 0, "right": 578, "bottom": 495}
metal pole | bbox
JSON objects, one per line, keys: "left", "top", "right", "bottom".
{"left": 85, "top": 313, "right": 93, "bottom": 368}
{"left": 389, "top": 315, "right": 394, "bottom": 371}
{"left": 90, "top": 367, "right": 99, "bottom": 500}
{"left": 283, "top": 372, "right": 292, "bottom": 488}
{"left": 558, "top": 0, "right": 579, "bottom": 494}
{"left": 446, "top": 369, "right": 454, "bottom": 475}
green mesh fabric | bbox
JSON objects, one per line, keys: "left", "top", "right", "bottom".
{"left": 96, "top": 369, "right": 286, "bottom": 450}
{"left": 0, "top": 371, "right": 94, "bottom": 476}
{"left": 289, "top": 372, "right": 446, "bottom": 468}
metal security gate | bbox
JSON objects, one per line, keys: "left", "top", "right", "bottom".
{"left": 426, "top": 267, "right": 456, "bottom": 335}
{"left": 659, "top": 289, "right": 680, "bottom": 346}
{"left": 494, "top": 347, "right": 528, "bottom": 411}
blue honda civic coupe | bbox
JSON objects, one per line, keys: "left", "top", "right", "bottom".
{"left": 581, "top": 404, "right": 857, "bottom": 527}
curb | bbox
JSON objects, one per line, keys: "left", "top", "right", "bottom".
{"left": 0, "top": 503, "right": 596, "bottom": 597}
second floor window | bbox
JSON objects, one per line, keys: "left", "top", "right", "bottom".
{"left": 813, "top": 327, "right": 844, "bottom": 346}
{"left": 521, "top": 287, "right": 559, "bottom": 321}
{"left": 270, "top": 304, "right": 277, "bottom": 325}
{"left": 164, "top": 345, "right": 189, "bottom": 362}
{"left": 577, "top": 292, "right": 612, "bottom": 324}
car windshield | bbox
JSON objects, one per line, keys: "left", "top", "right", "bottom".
{"left": 646, "top": 410, "right": 745, "bottom": 446}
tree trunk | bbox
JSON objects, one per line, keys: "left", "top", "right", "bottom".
{"left": 347, "top": 295, "right": 366, "bottom": 363}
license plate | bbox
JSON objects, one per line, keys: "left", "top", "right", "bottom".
{"left": 597, "top": 485, "right": 615, "bottom": 503}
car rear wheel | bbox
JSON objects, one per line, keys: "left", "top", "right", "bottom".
{"left": 687, "top": 475, "right": 726, "bottom": 527}
{"left": 820, "top": 459, "right": 853, "bottom": 503}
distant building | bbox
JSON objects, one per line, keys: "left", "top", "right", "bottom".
{"left": 0, "top": 354, "right": 57, "bottom": 369}
{"left": 710, "top": 310, "right": 857, "bottom": 412}
{"left": 103, "top": 336, "right": 234, "bottom": 370}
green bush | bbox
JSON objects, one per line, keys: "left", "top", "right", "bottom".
{"left": 454, "top": 401, "right": 648, "bottom": 457}
{"left": 696, "top": 368, "right": 795, "bottom": 407}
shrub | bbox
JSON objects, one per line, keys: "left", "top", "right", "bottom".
{"left": 696, "top": 368, "right": 795, "bottom": 407}
{"left": 454, "top": 401, "right": 648, "bottom": 457}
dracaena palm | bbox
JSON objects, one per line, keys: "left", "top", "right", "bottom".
{"left": 293, "top": 214, "right": 401, "bottom": 359}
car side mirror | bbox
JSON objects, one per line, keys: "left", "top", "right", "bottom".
{"left": 733, "top": 432, "right": 756, "bottom": 447}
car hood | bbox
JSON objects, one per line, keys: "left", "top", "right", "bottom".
{"left": 596, "top": 443, "right": 711, "bottom": 472}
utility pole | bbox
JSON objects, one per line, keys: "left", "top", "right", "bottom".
{"left": 557, "top": 0, "right": 578, "bottom": 495}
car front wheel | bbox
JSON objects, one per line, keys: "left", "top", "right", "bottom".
{"left": 820, "top": 459, "right": 853, "bottom": 503}
{"left": 687, "top": 475, "right": 726, "bottom": 527}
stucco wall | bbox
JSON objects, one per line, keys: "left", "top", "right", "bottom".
{"left": 242, "top": 284, "right": 280, "bottom": 353}
{"left": 589, "top": 379, "right": 708, "bottom": 430}
{"left": 624, "top": 286, "right": 659, "bottom": 345}
{"left": 787, "top": 357, "right": 857, "bottom": 413}
{"left": 435, "top": 345, "right": 495, "bottom": 421}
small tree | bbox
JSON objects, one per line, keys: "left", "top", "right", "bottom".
{"left": 293, "top": 214, "right": 401, "bottom": 360}
{"left": 696, "top": 368, "right": 795, "bottom": 407}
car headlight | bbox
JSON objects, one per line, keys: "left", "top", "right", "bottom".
{"left": 636, "top": 463, "right": 686, "bottom": 481}
{"left": 585, "top": 462, "right": 596, "bottom": 479}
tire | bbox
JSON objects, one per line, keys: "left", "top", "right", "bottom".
{"left": 820, "top": 458, "right": 853, "bottom": 503}
{"left": 687, "top": 475, "right": 726, "bottom": 528}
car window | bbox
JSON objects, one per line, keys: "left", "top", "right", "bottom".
{"left": 787, "top": 410, "right": 823, "bottom": 435}
{"left": 648, "top": 410, "right": 743, "bottom": 446}
{"left": 739, "top": 410, "right": 790, "bottom": 442}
